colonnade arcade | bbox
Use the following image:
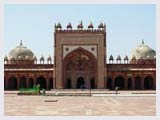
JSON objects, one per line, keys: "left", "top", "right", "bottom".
{"left": 106, "top": 75, "right": 155, "bottom": 90}
{"left": 4, "top": 74, "right": 155, "bottom": 90}
{"left": 4, "top": 75, "right": 54, "bottom": 90}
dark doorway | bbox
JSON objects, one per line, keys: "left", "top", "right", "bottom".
{"left": 67, "top": 78, "right": 72, "bottom": 89}
{"left": 144, "top": 76, "right": 153, "bottom": 90}
{"left": 107, "top": 77, "right": 113, "bottom": 89}
{"left": 8, "top": 76, "right": 17, "bottom": 90}
{"left": 77, "top": 77, "right": 85, "bottom": 89}
{"left": 36, "top": 76, "right": 46, "bottom": 89}
{"left": 114, "top": 76, "right": 125, "bottom": 90}
{"left": 28, "top": 78, "right": 34, "bottom": 88}
{"left": 90, "top": 78, "right": 95, "bottom": 89}
{"left": 49, "top": 78, "right": 53, "bottom": 90}
{"left": 135, "top": 76, "right": 142, "bottom": 89}
{"left": 20, "top": 76, "right": 27, "bottom": 88}
{"left": 127, "top": 78, "right": 132, "bottom": 89}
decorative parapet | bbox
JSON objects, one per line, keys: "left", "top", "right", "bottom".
{"left": 54, "top": 21, "right": 106, "bottom": 33}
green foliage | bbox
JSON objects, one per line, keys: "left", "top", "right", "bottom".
{"left": 19, "top": 85, "right": 40, "bottom": 94}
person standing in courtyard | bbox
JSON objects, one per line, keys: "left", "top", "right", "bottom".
{"left": 115, "top": 86, "right": 119, "bottom": 95}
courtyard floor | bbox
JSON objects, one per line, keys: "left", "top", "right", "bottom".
{"left": 4, "top": 90, "right": 156, "bottom": 116}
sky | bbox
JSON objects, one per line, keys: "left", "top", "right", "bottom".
{"left": 4, "top": 4, "right": 156, "bottom": 63}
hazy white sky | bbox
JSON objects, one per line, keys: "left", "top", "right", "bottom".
{"left": 4, "top": 4, "right": 156, "bottom": 62}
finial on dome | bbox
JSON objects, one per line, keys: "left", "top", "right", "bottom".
{"left": 142, "top": 39, "right": 144, "bottom": 44}
{"left": 20, "top": 40, "right": 23, "bottom": 46}
{"left": 80, "top": 20, "right": 83, "bottom": 25}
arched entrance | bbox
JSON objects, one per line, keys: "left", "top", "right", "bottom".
{"left": 77, "top": 77, "right": 85, "bottom": 89}
{"left": 107, "top": 77, "right": 113, "bottom": 89}
{"left": 144, "top": 76, "right": 153, "bottom": 89}
{"left": 135, "top": 76, "right": 142, "bottom": 89}
{"left": 20, "top": 76, "right": 27, "bottom": 88}
{"left": 8, "top": 76, "right": 17, "bottom": 90}
{"left": 36, "top": 76, "right": 46, "bottom": 89}
{"left": 28, "top": 78, "right": 34, "bottom": 88}
{"left": 64, "top": 47, "right": 97, "bottom": 89}
{"left": 114, "top": 76, "right": 125, "bottom": 90}
{"left": 127, "top": 78, "right": 132, "bottom": 89}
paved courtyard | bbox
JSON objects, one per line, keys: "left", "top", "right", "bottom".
{"left": 4, "top": 90, "right": 155, "bottom": 116}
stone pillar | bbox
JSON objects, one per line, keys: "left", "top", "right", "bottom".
{"left": 46, "top": 76, "right": 49, "bottom": 90}
{"left": 33, "top": 78, "right": 36, "bottom": 86}
{"left": 141, "top": 76, "right": 144, "bottom": 90}
{"left": 112, "top": 77, "right": 115, "bottom": 90}
{"left": 17, "top": 78, "right": 20, "bottom": 89}
{"left": 26, "top": 78, "right": 29, "bottom": 88}
{"left": 132, "top": 77, "right": 135, "bottom": 90}
{"left": 5, "top": 75, "right": 8, "bottom": 90}
{"left": 86, "top": 76, "right": 90, "bottom": 89}
{"left": 105, "top": 77, "right": 107, "bottom": 89}
{"left": 72, "top": 75, "right": 76, "bottom": 89}
{"left": 125, "top": 77, "right": 127, "bottom": 90}
{"left": 153, "top": 76, "right": 156, "bottom": 90}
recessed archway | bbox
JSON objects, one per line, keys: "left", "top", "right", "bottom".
{"left": 77, "top": 77, "right": 85, "bottom": 89}
{"left": 36, "top": 76, "right": 46, "bottom": 89}
{"left": 144, "top": 76, "right": 153, "bottom": 90}
{"left": 114, "top": 76, "right": 125, "bottom": 90}
{"left": 8, "top": 76, "right": 17, "bottom": 90}
{"left": 64, "top": 47, "right": 97, "bottom": 89}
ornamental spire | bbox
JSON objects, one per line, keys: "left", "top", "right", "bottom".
{"left": 142, "top": 39, "right": 144, "bottom": 44}
{"left": 20, "top": 40, "right": 23, "bottom": 46}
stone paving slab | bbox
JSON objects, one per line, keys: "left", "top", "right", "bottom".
{"left": 4, "top": 92, "right": 155, "bottom": 116}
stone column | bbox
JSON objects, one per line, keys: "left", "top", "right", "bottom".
{"left": 5, "top": 75, "right": 8, "bottom": 90}
{"left": 17, "top": 78, "right": 20, "bottom": 89}
{"left": 112, "top": 77, "right": 115, "bottom": 90}
{"left": 132, "top": 76, "right": 135, "bottom": 90}
{"left": 141, "top": 76, "right": 144, "bottom": 90}
{"left": 33, "top": 77, "right": 36, "bottom": 86}
{"left": 125, "top": 77, "right": 128, "bottom": 90}
{"left": 46, "top": 76, "right": 49, "bottom": 90}
{"left": 72, "top": 75, "right": 76, "bottom": 89}
{"left": 153, "top": 76, "right": 156, "bottom": 90}
{"left": 105, "top": 77, "right": 107, "bottom": 89}
{"left": 26, "top": 77, "right": 29, "bottom": 88}
{"left": 86, "top": 76, "right": 90, "bottom": 89}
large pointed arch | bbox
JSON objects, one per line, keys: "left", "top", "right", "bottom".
{"left": 64, "top": 47, "right": 97, "bottom": 71}
{"left": 63, "top": 47, "right": 98, "bottom": 89}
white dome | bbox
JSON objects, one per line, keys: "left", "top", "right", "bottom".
{"left": 130, "top": 40, "right": 156, "bottom": 60}
{"left": 8, "top": 41, "right": 34, "bottom": 60}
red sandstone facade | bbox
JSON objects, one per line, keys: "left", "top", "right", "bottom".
{"left": 4, "top": 22, "right": 156, "bottom": 90}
